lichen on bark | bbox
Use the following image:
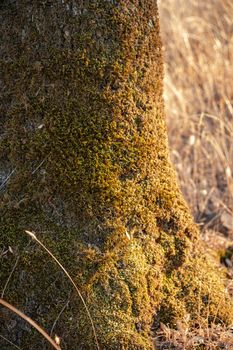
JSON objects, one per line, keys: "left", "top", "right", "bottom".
{"left": 0, "top": 1, "right": 232, "bottom": 349}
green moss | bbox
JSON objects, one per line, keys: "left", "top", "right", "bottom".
{"left": 1, "top": 1, "right": 232, "bottom": 349}
{"left": 159, "top": 252, "right": 233, "bottom": 326}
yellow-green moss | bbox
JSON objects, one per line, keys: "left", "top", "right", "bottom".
{"left": 1, "top": 1, "right": 232, "bottom": 349}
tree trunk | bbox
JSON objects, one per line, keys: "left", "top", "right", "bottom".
{"left": 0, "top": 1, "right": 232, "bottom": 349}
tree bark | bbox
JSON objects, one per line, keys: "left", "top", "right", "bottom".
{"left": 0, "top": 1, "right": 232, "bottom": 349}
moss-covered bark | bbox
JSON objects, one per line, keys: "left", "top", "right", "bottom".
{"left": 0, "top": 1, "right": 232, "bottom": 349}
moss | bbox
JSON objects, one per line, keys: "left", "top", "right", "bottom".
{"left": 1, "top": 1, "right": 233, "bottom": 349}
{"left": 158, "top": 252, "right": 233, "bottom": 327}
{"left": 0, "top": 211, "right": 78, "bottom": 348}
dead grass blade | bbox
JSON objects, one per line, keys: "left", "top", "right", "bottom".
{"left": 50, "top": 293, "right": 71, "bottom": 337}
{"left": 0, "top": 298, "right": 61, "bottom": 350}
{"left": 0, "top": 334, "right": 22, "bottom": 350}
{"left": 1, "top": 256, "right": 20, "bottom": 298}
{"left": 25, "top": 230, "right": 100, "bottom": 350}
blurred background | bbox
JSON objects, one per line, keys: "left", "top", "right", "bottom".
{"left": 159, "top": 0, "right": 233, "bottom": 242}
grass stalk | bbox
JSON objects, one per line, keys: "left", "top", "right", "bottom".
{"left": 0, "top": 298, "right": 61, "bottom": 350}
{"left": 25, "top": 230, "right": 100, "bottom": 350}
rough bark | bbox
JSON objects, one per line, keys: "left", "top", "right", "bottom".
{"left": 0, "top": 1, "right": 232, "bottom": 349}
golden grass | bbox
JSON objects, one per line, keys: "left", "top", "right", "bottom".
{"left": 159, "top": 0, "right": 233, "bottom": 230}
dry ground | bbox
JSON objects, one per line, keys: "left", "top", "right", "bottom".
{"left": 156, "top": 0, "right": 233, "bottom": 348}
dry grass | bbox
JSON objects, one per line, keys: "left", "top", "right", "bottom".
{"left": 0, "top": 298, "right": 61, "bottom": 350}
{"left": 156, "top": 1, "right": 233, "bottom": 348}
{"left": 155, "top": 322, "right": 233, "bottom": 350}
{"left": 159, "top": 0, "right": 233, "bottom": 233}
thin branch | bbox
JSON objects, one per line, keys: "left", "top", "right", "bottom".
{"left": 0, "top": 298, "right": 61, "bottom": 350}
